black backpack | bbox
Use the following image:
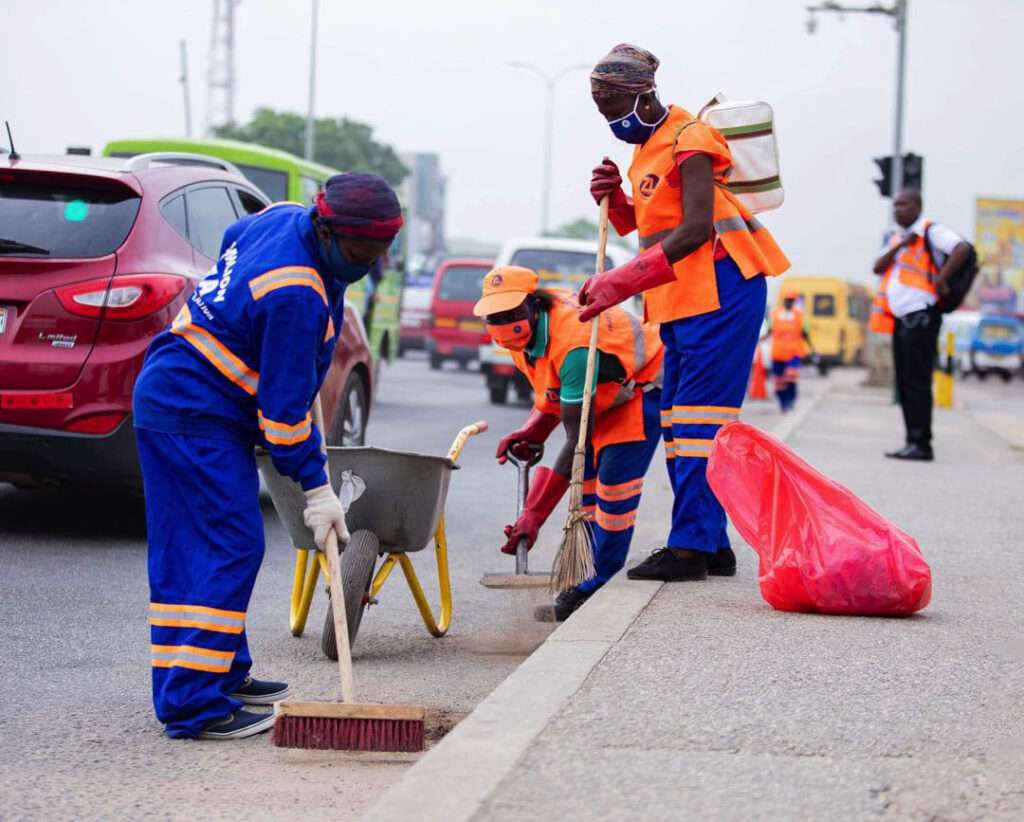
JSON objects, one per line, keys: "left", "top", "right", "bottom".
{"left": 923, "top": 224, "right": 979, "bottom": 313}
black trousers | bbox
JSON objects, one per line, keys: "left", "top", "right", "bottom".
{"left": 892, "top": 306, "right": 941, "bottom": 448}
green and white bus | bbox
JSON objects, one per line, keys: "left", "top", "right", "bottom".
{"left": 102, "top": 137, "right": 402, "bottom": 373}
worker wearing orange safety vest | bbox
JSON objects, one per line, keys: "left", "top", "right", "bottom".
{"left": 475, "top": 267, "right": 664, "bottom": 621}
{"left": 579, "top": 44, "right": 790, "bottom": 582}
{"left": 871, "top": 189, "right": 970, "bottom": 461}
{"left": 769, "top": 289, "right": 812, "bottom": 412}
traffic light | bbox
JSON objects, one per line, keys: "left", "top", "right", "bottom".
{"left": 873, "top": 153, "right": 924, "bottom": 197}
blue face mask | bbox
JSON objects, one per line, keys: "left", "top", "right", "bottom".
{"left": 319, "top": 235, "right": 372, "bottom": 284}
{"left": 608, "top": 94, "right": 668, "bottom": 144}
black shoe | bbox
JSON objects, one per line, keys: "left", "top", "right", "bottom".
{"left": 197, "top": 710, "right": 275, "bottom": 740}
{"left": 886, "top": 444, "right": 934, "bottom": 461}
{"left": 230, "top": 676, "right": 292, "bottom": 705}
{"left": 534, "top": 588, "right": 592, "bottom": 622}
{"left": 707, "top": 546, "right": 737, "bottom": 577}
{"left": 627, "top": 548, "right": 708, "bottom": 582}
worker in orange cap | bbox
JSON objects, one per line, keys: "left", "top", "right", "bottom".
{"left": 475, "top": 266, "right": 664, "bottom": 621}
{"left": 769, "top": 288, "right": 813, "bottom": 412}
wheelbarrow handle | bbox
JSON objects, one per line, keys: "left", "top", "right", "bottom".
{"left": 447, "top": 420, "right": 488, "bottom": 464}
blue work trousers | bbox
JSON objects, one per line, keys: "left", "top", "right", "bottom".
{"left": 576, "top": 390, "right": 662, "bottom": 594}
{"left": 660, "top": 257, "right": 766, "bottom": 553}
{"left": 137, "top": 428, "right": 265, "bottom": 738}
{"left": 772, "top": 357, "right": 801, "bottom": 411}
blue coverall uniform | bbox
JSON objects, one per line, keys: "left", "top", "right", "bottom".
{"left": 133, "top": 203, "right": 346, "bottom": 737}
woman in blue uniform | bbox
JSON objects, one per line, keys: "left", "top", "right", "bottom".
{"left": 133, "top": 173, "right": 402, "bottom": 740}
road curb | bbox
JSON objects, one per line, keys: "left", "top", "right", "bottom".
{"left": 364, "top": 377, "right": 833, "bottom": 822}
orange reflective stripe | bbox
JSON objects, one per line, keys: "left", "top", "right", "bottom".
{"left": 324, "top": 316, "right": 335, "bottom": 342}
{"left": 582, "top": 478, "right": 597, "bottom": 495}
{"left": 258, "top": 410, "right": 313, "bottom": 446}
{"left": 671, "top": 405, "right": 741, "bottom": 425}
{"left": 597, "top": 478, "right": 644, "bottom": 501}
{"left": 149, "top": 602, "right": 245, "bottom": 634}
{"left": 171, "top": 305, "right": 259, "bottom": 396}
{"left": 660, "top": 409, "right": 673, "bottom": 426}
{"left": 249, "top": 266, "right": 327, "bottom": 305}
{"left": 150, "top": 644, "right": 234, "bottom": 673}
{"left": 595, "top": 509, "right": 637, "bottom": 532}
{"left": 672, "top": 437, "right": 714, "bottom": 458}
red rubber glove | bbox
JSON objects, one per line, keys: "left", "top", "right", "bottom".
{"left": 495, "top": 408, "right": 560, "bottom": 465}
{"left": 590, "top": 157, "right": 637, "bottom": 236}
{"left": 500, "top": 467, "right": 570, "bottom": 554}
{"left": 578, "top": 243, "right": 677, "bottom": 322}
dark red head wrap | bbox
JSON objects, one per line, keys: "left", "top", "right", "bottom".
{"left": 314, "top": 172, "right": 403, "bottom": 241}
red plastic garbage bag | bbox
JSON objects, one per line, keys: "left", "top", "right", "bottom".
{"left": 707, "top": 422, "right": 931, "bottom": 616}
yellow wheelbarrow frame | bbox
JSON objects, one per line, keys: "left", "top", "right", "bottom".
{"left": 287, "top": 421, "right": 484, "bottom": 639}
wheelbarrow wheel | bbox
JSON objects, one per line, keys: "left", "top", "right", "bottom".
{"left": 321, "top": 529, "right": 379, "bottom": 658}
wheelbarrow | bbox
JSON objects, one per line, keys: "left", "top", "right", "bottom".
{"left": 258, "top": 421, "right": 487, "bottom": 659}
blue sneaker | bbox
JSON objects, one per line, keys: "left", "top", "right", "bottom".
{"left": 230, "top": 676, "right": 292, "bottom": 705}
{"left": 197, "top": 710, "right": 275, "bottom": 740}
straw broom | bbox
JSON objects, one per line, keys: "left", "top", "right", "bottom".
{"left": 550, "top": 196, "right": 609, "bottom": 593}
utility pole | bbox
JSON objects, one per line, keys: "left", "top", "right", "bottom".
{"left": 304, "top": 0, "right": 318, "bottom": 161}
{"left": 506, "top": 61, "right": 589, "bottom": 235}
{"left": 179, "top": 40, "right": 193, "bottom": 138}
{"left": 805, "top": 1, "right": 909, "bottom": 192}
{"left": 206, "top": 0, "right": 240, "bottom": 136}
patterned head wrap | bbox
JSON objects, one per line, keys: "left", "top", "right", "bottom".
{"left": 590, "top": 44, "right": 660, "bottom": 100}
{"left": 314, "top": 172, "right": 403, "bottom": 241}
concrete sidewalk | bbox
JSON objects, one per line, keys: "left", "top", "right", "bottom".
{"left": 367, "top": 377, "right": 1024, "bottom": 821}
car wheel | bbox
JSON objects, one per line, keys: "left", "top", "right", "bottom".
{"left": 329, "top": 371, "right": 368, "bottom": 447}
{"left": 429, "top": 351, "right": 443, "bottom": 370}
{"left": 489, "top": 380, "right": 508, "bottom": 405}
{"left": 321, "top": 529, "right": 379, "bottom": 657}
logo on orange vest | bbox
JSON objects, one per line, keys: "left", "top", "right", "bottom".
{"left": 546, "top": 388, "right": 560, "bottom": 404}
{"left": 490, "top": 273, "right": 503, "bottom": 287}
{"left": 638, "top": 174, "right": 659, "bottom": 199}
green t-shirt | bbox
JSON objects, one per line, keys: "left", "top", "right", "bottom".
{"left": 526, "top": 309, "right": 626, "bottom": 405}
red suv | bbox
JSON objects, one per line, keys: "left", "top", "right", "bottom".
{"left": 427, "top": 258, "right": 493, "bottom": 369}
{"left": 0, "top": 153, "right": 373, "bottom": 489}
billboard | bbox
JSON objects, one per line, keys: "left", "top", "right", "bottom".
{"left": 974, "top": 198, "right": 1024, "bottom": 314}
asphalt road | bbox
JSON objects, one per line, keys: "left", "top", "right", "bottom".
{"left": 0, "top": 354, "right": 559, "bottom": 820}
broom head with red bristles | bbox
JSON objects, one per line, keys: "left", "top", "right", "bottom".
{"left": 273, "top": 700, "right": 425, "bottom": 752}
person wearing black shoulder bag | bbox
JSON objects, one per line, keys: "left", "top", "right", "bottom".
{"left": 872, "top": 189, "right": 973, "bottom": 461}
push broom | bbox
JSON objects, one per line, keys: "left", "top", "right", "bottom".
{"left": 273, "top": 397, "right": 426, "bottom": 752}
{"left": 550, "top": 196, "right": 609, "bottom": 593}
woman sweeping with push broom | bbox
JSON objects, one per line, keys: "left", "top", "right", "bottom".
{"left": 478, "top": 261, "right": 665, "bottom": 621}
{"left": 133, "top": 173, "right": 401, "bottom": 740}
{"left": 579, "top": 44, "right": 790, "bottom": 582}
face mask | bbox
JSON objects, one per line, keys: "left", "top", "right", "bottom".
{"left": 319, "top": 235, "right": 372, "bottom": 284}
{"left": 608, "top": 93, "right": 668, "bottom": 144}
{"left": 487, "top": 319, "right": 533, "bottom": 351}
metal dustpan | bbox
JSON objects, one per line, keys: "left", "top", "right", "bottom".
{"left": 480, "top": 445, "right": 552, "bottom": 589}
{"left": 259, "top": 446, "right": 455, "bottom": 554}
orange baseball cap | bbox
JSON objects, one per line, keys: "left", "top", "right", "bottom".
{"left": 472, "top": 266, "right": 539, "bottom": 317}
{"left": 782, "top": 287, "right": 800, "bottom": 299}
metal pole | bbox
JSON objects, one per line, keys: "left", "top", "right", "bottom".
{"left": 891, "top": 0, "right": 907, "bottom": 193}
{"left": 179, "top": 40, "right": 193, "bottom": 138}
{"left": 304, "top": 0, "right": 318, "bottom": 161}
{"left": 541, "top": 80, "right": 554, "bottom": 235}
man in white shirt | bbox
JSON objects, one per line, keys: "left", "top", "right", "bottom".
{"left": 872, "top": 189, "right": 972, "bottom": 461}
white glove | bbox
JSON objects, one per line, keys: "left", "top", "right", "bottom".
{"left": 302, "top": 484, "right": 350, "bottom": 550}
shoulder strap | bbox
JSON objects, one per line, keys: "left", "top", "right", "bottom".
{"left": 921, "top": 221, "right": 939, "bottom": 277}
{"left": 671, "top": 119, "right": 702, "bottom": 156}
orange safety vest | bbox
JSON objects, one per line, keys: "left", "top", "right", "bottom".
{"left": 770, "top": 306, "right": 807, "bottom": 361}
{"left": 627, "top": 106, "right": 790, "bottom": 324}
{"left": 510, "top": 290, "right": 664, "bottom": 457}
{"left": 869, "top": 221, "right": 938, "bottom": 336}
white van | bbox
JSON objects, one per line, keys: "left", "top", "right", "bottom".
{"left": 479, "top": 236, "right": 638, "bottom": 405}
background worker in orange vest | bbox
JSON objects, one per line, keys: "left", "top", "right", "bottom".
{"left": 474, "top": 266, "right": 664, "bottom": 621}
{"left": 872, "top": 189, "right": 971, "bottom": 461}
{"left": 579, "top": 43, "right": 790, "bottom": 582}
{"left": 769, "top": 289, "right": 813, "bottom": 412}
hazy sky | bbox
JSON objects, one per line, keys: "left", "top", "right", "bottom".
{"left": 4, "top": 0, "right": 1023, "bottom": 283}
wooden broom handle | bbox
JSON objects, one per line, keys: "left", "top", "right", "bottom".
{"left": 313, "top": 395, "right": 356, "bottom": 703}
{"left": 575, "top": 196, "right": 610, "bottom": 457}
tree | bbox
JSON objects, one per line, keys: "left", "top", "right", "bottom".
{"left": 548, "top": 217, "right": 600, "bottom": 241}
{"left": 216, "top": 108, "right": 408, "bottom": 186}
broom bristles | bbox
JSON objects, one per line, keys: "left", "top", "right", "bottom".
{"left": 551, "top": 448, "right": 597, "bottom": 593}
{"left": 272, "top": 715, "right": 425, "bottom": 752}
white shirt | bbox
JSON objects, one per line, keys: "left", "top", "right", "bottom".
{"left": 882, "top": 216, "right": 964, "bottom": 318}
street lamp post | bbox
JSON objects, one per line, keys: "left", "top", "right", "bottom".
{"left": 806, "top": 0, "right": 909, "bottom": 192}
{"left": 506, "top": 61, "right": 589, "bottom": 235}
{"left": 304, "top": 0, "right": 319, "bottom": 161}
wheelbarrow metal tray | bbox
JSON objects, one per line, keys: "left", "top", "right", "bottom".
{"left": 259, "top": 446, "right": 455, "bottom": 554}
